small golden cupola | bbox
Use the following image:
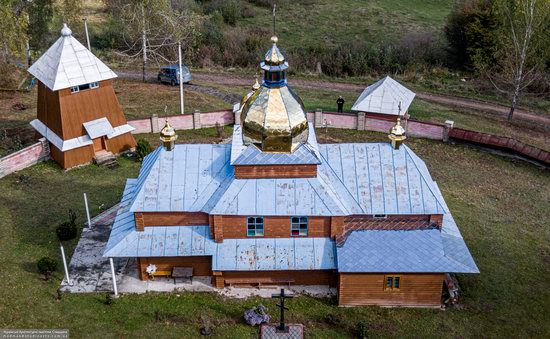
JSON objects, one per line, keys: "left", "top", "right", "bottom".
{"left": 388, "top": 117, "right": 407, "bottom": 150}
{"left": 240, "top": 36, "right": 309, "bottom": 153}
{"left": 160, "top": 120, "right": 177, "bottom": 151}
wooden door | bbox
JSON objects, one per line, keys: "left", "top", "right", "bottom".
{"left": 93, "top": 137, "right": 106, "bottom": 152}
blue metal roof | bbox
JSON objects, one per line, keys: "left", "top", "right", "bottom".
{"left": 337, "top": 181, "right": 478, "bottom": 274}
{"left": 213, "top": 237, "right": 336, "bottom": 271}
{"left": 105, "top": 175, "right": 476, "bottom": 274}
{"left": 105, "top": 181, "right": 337, "bottom": 271}
{"left": 337, "top": 229, "right": 478, "bottom": 273}
{"left": 129, "top": 144, "right": 232, "bottom": 212}
{"left": 129, "top": 127, "right": 447, "bottom": 216}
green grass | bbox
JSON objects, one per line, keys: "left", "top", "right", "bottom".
{"left": 240, "top": 0, "right": 452, "bottom": 48}
{"left": 0, "top": 128, "right": 549, "bottom": 337}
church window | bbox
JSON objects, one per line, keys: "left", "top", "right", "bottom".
{"left": 384, "top": 275, "right": 401, "bottom": 290}
{"left": 247, "top": 217, "right": 264, "bottom": 237}
{"left": 290, "top": 216, "right": 308, "bottom": 236}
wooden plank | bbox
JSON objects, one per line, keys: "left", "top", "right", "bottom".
{"left": 233, "top": 164, "right": 317, "bottom": 179}
{"left": 338, "top": 273, "right": 444, "bottom": 306}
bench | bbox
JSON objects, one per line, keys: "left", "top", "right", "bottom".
{"left": 224, "top": 277, "right": 295, "bottom": 287}
{"left": 172, "top": 267, "right": 193, "bottom": 284}
{"left": 148, "top": 270, "right": 171, "bottom": 280}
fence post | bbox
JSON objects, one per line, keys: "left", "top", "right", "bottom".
{"left": 60, "top": 244, "right": 72, "bottom": 286}
{"left": 109, "top": 257, "right": 118, "bottom": 296}
{"left": 314, "top": 109, "right": 323, "bottom": 128}
{"left": 443, "top": 120, "right": 454, "bottom": 142}
{"left": 357, "top": 112, "right": 366, "bottom": 131}
{"left": 151, "top": 114, "right": 159, "bottom": 133}
{"left": 193, "top": 110, "right": 201, "bottom": 129}
{"left": 83, "top": 193, "right": 92, "bottom": 228}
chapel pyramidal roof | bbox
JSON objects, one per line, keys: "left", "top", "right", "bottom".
{"left": 28, "top": 24, "right": 117, "bottom": 91}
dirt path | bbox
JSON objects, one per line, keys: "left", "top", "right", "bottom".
{"left": 117, "top": 70, "right": 549, "bottom": 128}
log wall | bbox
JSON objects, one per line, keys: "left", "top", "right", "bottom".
{"left": 338, "top": 273, "right": 444, "bottom": 307}
{"left": 233, "top": 164, "right": 317, "bottom": 179}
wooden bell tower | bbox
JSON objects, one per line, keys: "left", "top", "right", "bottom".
{"left": 28, "top": 24, "right": 135, "bottom": 169}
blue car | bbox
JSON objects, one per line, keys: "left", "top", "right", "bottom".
{"left": 157, "top": 65, "right": 191, "bottom": 86}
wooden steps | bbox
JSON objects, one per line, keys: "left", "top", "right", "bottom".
{"left": 94, "top": 151, "right": 118, "bottom": 168}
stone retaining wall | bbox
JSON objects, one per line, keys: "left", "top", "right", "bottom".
{"left": 0, "top": 138, "right": 50, "bottom": 178}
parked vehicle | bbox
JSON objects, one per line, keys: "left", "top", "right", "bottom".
{"left": 157, "top": 65, "right": 191, "bottom": 86}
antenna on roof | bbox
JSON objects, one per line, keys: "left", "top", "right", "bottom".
{"left": 272, "top": 4, "right": 277, "bottom": 36}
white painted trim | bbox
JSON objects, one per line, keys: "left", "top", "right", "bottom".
{"left": 30, "top": 119, "right": 134, "bottom": 152}
{"left": 108, "top": 124, "right": 135, "bottom": 139}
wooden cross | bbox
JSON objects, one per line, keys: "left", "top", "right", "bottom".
{"left": 272, "top": 288, "right": 293, "bottom": 332}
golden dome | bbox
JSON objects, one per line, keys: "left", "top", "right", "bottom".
{"left": 388, "top": 117, "right": 407, "bottom": 150}
{"left": 160, "top": 120, "right": 177, "bottom": 150}
{"left": 264, "top": 36, "right": 285, "bottom": 66}
{"left": 241, "top": 85, "right": 308, "bottom": 153}
{"left": 241, "top": 36, "right": 308, "bottom": 153}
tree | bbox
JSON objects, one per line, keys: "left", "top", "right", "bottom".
{"left": 0, "top": 0, "right": 28, "bottom": 87}
{"left": 490, "top": 0, "right": 549, "bottom": 121}
{"left": 106, "top": 0, "right": 203, "bottom": 82}
{"left": 444, "top": 0, "right": 498, "bottom": 70}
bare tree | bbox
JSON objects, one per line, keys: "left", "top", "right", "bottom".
{"left": 107, "top": 0, "right": 202, "bottom": 82}
{"left": 489, "top": 0, "right": 549, "bottom": 121}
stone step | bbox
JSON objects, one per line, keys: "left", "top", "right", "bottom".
{"left": 94, "top": 151, "right": 118, "bottom": 168}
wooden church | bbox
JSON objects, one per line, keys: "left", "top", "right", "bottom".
{"left": 28, "top": 24, "right": 135, "bottom": 169}
{"left": 104, "top": 36, "right": 478, "bottom": 307}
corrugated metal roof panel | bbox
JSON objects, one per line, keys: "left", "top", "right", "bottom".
{"left": 337, "top": 229, "right": 478, "bottom": 273}
{"left": 212, "top": 237, "right": 336, "bottom": 271}
{"left": 351, "top": 76, "right": 415, "bottom": 115}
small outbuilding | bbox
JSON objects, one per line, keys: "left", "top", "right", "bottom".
{"left": 28, "top": 24, "right": 135, "bottom": 169}
{"left": 351, "top": 76, "right": 415, "bottom": 120}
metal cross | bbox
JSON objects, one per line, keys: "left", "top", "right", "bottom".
{"left": 272, "top": 288, "right": 293, "bottom": 332}
{"left": 272, "top": 4, "right": 277, "bottom": 36}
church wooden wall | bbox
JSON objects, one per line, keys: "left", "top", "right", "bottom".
{"left": 212, "top": 216, "right": 331, "bottom": 240}
{"left": 138, "top": 256, "right": 212, "bottom": 280}
{"left": 37, "top": 82, "right": 63, "bottom": 137}
{"left": 135, "top": 212, "right": 210, "bottom": 231}
{"left": 234, "top": 164, "right": 317, "bottom": 179}
{"left": 105, "top": 133, "right": 136, "bottom": 154}
{"left": 49, "top": 143, "right": 94, "bottom": 169}
{"left": 338, "top": 273, "right": 444, "bottom": 307}
{"left": 57, "top": 79, "right": 128, "bottom": 140}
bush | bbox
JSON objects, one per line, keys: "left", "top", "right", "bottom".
{"left": 56, "top": 209, "right": 78, "bottom": 241}
{"left": 136, "top": 138, "right": 153, "bottom": 161}
{"left": 37, "top": 257, "right": 57, "bottom": 280}
{"left": 205, "top": 0, "right": 242, "bottom": 26}
{"left": 356, "top": 320, "right": 369, "bottom": 338}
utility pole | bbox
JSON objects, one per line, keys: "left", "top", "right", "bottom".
{"left": 178, "top": 42, "right": 185, "bottom": 115}
{"left": 83, "top": 18, "right": 91, "bottom": 51}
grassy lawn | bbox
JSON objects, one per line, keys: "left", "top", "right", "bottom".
{"left": 0, "top": 81, "right": 229, "bottom": 132}
{"left": 0, "top": 126, "right": 549, "bottom": 337}
{"left": 240, "top": 0, "right": 452, "bottom": 48}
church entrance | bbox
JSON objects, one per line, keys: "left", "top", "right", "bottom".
{"left": 93, "top": 137, "right": 106, "bottom": 153}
